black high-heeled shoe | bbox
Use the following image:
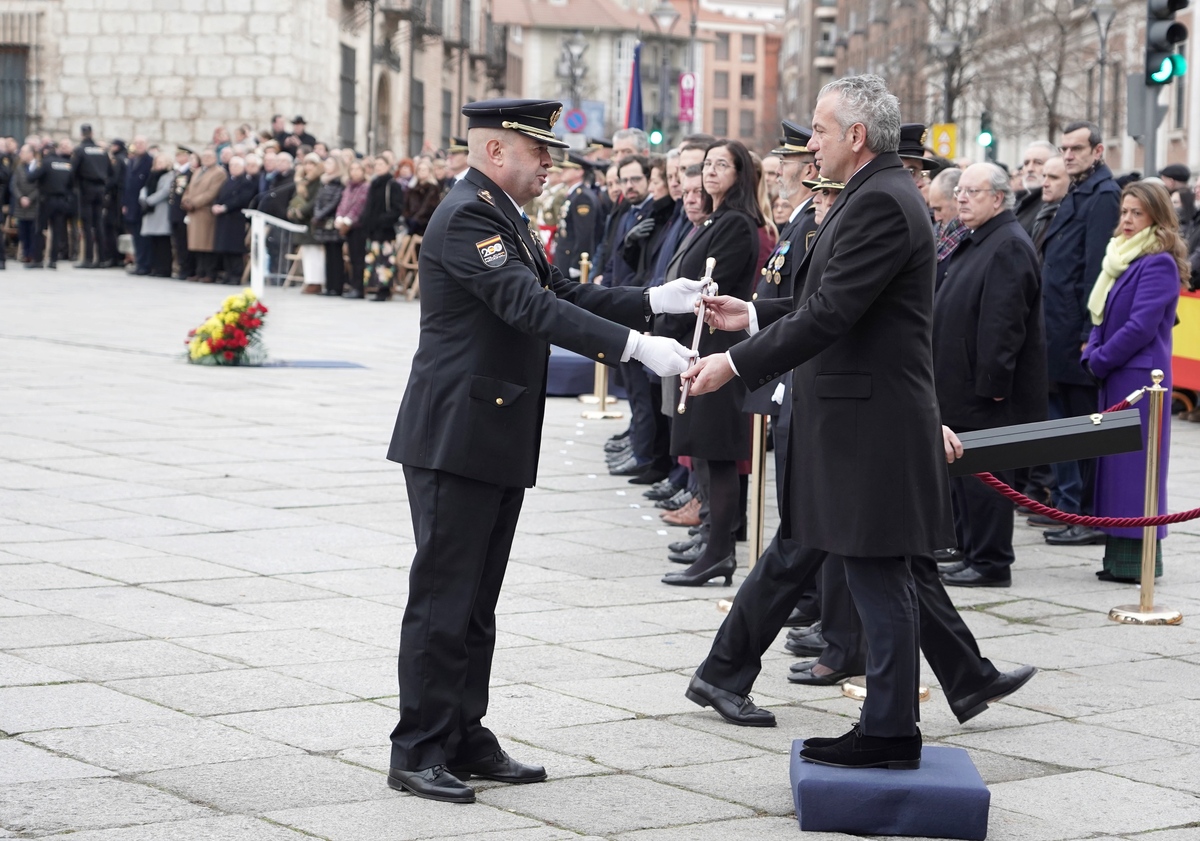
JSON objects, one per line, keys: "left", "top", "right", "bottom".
{"left": 662, "top": 555, "right": 735, "bottom": 587}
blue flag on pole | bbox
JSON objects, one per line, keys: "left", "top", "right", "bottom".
{"left": 625, "top": 41, "right": 644, "bottom": 130}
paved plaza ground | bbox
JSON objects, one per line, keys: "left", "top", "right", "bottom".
{"left": 3, "top": 269, "right": 1200, "bottom": 840}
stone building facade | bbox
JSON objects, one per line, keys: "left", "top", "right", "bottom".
{"left": 1, "top": 0, "right": 508, "bottom": 155}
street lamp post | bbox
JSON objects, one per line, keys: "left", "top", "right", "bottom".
{"left": 932, "top": 27, "right": 960, "bottom": 125}
{"left": 650, "top": 1, "right": 680, "bottom": 148}
{"left": 1091, "top": 0, "right": 1118, "bottom": 139}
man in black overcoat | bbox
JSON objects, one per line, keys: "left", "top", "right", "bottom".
{"left": 936, "top": 163, "right": 1047, "bottom": 587}
{"left": 682, "top": 75, "right": 954, "bottom": 770}
{"left": 384, "top": 99, "right": 707, "bottom": 804}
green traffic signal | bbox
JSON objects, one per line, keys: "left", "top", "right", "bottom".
{"left": 1151, "top": 55, "right": 1175, "bottom": 82}
{"left": 977, "top": 131, "right": 994, "bottom": 148}
{"left": 649, "top": 129, "right": 664, "bottom": 145}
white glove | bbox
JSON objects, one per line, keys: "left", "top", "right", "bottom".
{"left": 647, "top": 277, "right": 712, "bottom": 314}
{"left": 569, "top": 267, "right": 581, "bottom": 279}
{"left": 623, "top": 331, "right": 697, "bottom": 376}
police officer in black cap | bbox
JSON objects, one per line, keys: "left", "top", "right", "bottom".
{"left": 38, "top": 140, "right": 74, "bottom": 269}
{"left": 384, "top": 99, "right": 707, "bottom": 804}
{"left": 551, "top": 152, "right": 599, "bottom": 277}
{"left": 71, "top": 123, "right": 113, "bottom": 268}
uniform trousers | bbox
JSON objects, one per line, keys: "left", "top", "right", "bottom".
{"left": 699, "top": 543, "right": 918, "bottom": 737}
{"left": 41, "top": 199, "right": 69, "bottom": 263}
{"left": 171, "top": 221, "right": 194, "bottom": 277}
{"left": 78, "top": 186, "right": 105, "bottom": 264}
{"left": 390, "top": 465, "right": 524, "bottom": 771}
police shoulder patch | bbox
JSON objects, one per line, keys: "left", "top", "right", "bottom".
{"left": 576, "top": 204, "right": 590, "bottom": 215}
{"left": 477, "top": 234, "right": 507, "bottom": 267}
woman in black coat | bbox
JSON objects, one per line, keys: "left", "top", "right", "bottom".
{"left": 661, "top": 140, "right": 761, "bottom": 587}
{"left": 361, "top": 157, "right": 405, "bottom": 301}
{"left": 311, "top": 157, "right": 346, "bottom": 296}
{"left": 211, "top": 158, "right": 258, "bottom": 284}
{"left": 401, "top": 157, "right": 441, "bottom": 236}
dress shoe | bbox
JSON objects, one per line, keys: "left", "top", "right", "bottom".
{"left": 661, "top": 496, "right": 701, "bottom": 526}
{"left": 785, "top": 630, "right": 828, "bottom": 657}
{"left": 606, "top": 446, "right": 633, "bottom": 465}
{"left": 662, "top": 554, "right": 735, "bottom": 586}
{"left": 787, "top": 620, "right": 822, "bottom": 641}
{"left": 949, "top": 665, "right": 1037, "bottom": 724}
{"left": 343, "top": 289, "right": 364, "bottom": 299}
{"left": 628, "top": 467, "right": 670, "bottom": 485}
{"left": 684, "top": 673, "right": 776, "bottom": 727}
{"left": 656, "top": 489, "right": 693, "bottom": 510}
{"left": 784, "top": 606, "right": 818, "bottom": 628}
{"left": 1044, "top": 525, "right": 1106, "bottom": 546}
{"left": 1096, "top": 569, "right": 1139, "bottom": 583}
{"left": 644, "top": 479, "right": 682, "bottom": 501}
{"left": 938, "top": 560, "right": 968, "bottom": 576}
{"left": 75, "top": 261, "right": 96, "bottom": 269}
{"left": 448, "top": 749, "right": 546, "bottom": 784}
{"left": 1026, "top": 513, "right": 1062, "bottom": 527}
{"left": 609, "top": 457, "right": 650, "bottom": 476}
{"left": 604, "top": 435, "right": 630, "bottom": 453}
{"left": 788, "top": 664, "right": 859, "bottom": 686}
{"left": 803, "top": 722, "right": 860, "bottom": 749}
{"left": 668, "top": 533, "right": 703, "bottom": 554}
{"left": 24, "top": 263, "right": 43, "bottom": 270}
{"left": 387, "top": 765, "right": 474, "bottom": 803}
{"left": 789, "top": 658, "right": 819, "bottom": 673}
{"left": 800, "top": 727, "right": 922, "bottom": 770}
{"left": 322, "top": 287, "right": 343, "bottom": 296}
{"left": 667, "top": 541, "right": 706, "bottom": 564}
{"left": 940, "top": 567, "right": 1011, "bottom": 588}
{"left": 933, "top": 547, "right": 964, "bottom": 563}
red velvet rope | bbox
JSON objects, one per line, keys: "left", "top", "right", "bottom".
{"left": 971, "top": 395, "right": 1200, "bottom": 527}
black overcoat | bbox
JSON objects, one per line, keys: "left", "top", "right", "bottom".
{"left": 387, "top": 168, "right": 648, "bottom": 488}
{"left": 662, "top": 205, "right": 758, "bottom": 460}
{"left": 730, "top": 152, "right": 954, "bottom": 558}
{"left": 212, "top": 175, "right": 258, "bottom": 254}
{"left": 933, "top": 209, "right": 1048, "bottom": 430}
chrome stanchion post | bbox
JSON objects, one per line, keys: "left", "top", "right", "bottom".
{"left": 1110, "top": 369, "right": 1182, "bottom": 625}
{"left": 747, "top": 414, "right": 768, "bottom": 569}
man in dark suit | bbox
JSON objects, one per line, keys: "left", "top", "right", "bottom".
{"left": 385, "top": 99, "right": 706, "bottom": 804}
{"left": 937, "top": 163, "right": 1047, "bottom": 588}
{"left": 681, "top": 75, "right": 954, "bottom": 770}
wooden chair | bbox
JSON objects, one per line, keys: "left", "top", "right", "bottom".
{"left": 397, "top": 234, "right": 422, "bottom": 300}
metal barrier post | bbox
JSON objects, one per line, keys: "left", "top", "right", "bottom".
{"left": 578, "top": 252, "right": 623, "bottom": 421}
{"left": 1110, "top": 369, "right": 1183, "bottom": 625}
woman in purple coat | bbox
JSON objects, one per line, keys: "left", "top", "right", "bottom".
{"left": 1082, "top": 181, "right": 1189, "bottom": 582}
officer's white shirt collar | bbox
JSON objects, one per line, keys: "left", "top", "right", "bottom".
{"left": 788, "top": 195, "right": 812, "bottom": 224}
{"left": 453, "top": 168, "right": 468, "bottom": 182}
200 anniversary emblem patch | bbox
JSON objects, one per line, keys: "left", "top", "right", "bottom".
{"left": 476, "top": 235, "right": 507, "bottom": 268}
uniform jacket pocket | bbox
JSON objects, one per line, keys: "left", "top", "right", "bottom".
{"left": 469, "top": 374, "right": 529, "bottom": 407}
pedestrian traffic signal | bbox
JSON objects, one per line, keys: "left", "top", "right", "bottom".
{"left": 1146, "top": 0, "right": 1189, "bottom": 85}
{"left": 649, "top": 128, "right": 664, "bottom": 146}
{"left": 977, "top": 111, "right": 997, "bottom": 162}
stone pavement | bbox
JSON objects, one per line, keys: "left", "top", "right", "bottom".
{"left": 3, "top": 268, "right": 1200, "bottom": 840}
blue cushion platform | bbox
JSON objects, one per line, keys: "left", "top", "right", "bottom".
{"left": 789, "top": 741, "right": 989, "bottom": 840}
{"left": 547, "top": 345, "right": 627, "bottom": 398}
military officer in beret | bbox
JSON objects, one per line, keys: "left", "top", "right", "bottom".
{"left": 385, "top": 99, "right": 707, "bottom": 804}
{"left": 552, "top": 153, "right": 599, "bottom": 278}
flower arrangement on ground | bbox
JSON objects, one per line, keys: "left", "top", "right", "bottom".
{"left": 186, "top": 289, "right": 269, "bottom": 365}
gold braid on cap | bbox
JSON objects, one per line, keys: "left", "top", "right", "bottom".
{"left": 502, "top": 121, "right": 558, "bottom": 141}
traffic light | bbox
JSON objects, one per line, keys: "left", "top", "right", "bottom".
{"left": 1146, "top": 0, "right": 1189, "bottom": 85}
{"left": 977, "top": 110, "right": 997, "bottom": 162}
{"left": 648, "top": 117, "right": 664, "bottom": 147}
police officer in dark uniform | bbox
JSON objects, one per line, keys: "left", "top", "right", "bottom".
{"left": 71, "top": 124, "right": 112, "bottom": 267}
{"left": 38, "top": 141, "right": 74, "bottom": 269}
{"left": 103, "top": 139, "right": 128, "bottom": 268}
{"left": 551, "top": 153, "right": 598, "bottom": 278}
{"left": 167, "top": 147, "right": 195, "bottom": 279}
{"left": 384, "top": 99, "right": 707, "bottom": 804}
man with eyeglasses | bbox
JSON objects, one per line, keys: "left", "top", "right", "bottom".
{"left": 896, "top": 123, "right": 940, "bottom": 218}
{"left": 1037, "top": 120, "right": 1119, "bottom": 546}
{"left": 937, "top": 163, "right": 1047, "bottom": 588}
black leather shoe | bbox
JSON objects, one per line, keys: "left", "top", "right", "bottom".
{"left": 668, "top": 533, "right": 703, "bottom": 554}
{"left": 609, "top": 457, "right": 648, "bottom": 476}
{"left": 788, "top": 664, "right": 860, "bottom": 686}
{"left": 1044, "top": 525, "right": 1106, "bottom": 546}
{"left": 656, "top": 489, "right": 693, "bottom": 510}
{"left": 938, "top": 560, "right": 968, "bottom": 576}
{"left": 685, "top": 673, "right": 776, "bottom": 727}
{"left": 785, "top": 630, "right": 828, "bottom": 657}
{"left": 629, "top": 467, "right": 670, "bottom": 485}
{"left": 784, "top": 606, "right": 818, "bottom": 628}
{"left": 933, "top": 547, "right": 964, "bottom": 563}
{"left": 387, "top": 765, "right": 474, "bottom": 803}
{"left": 1096, "top": 569, "right": 1140, "bottom": 583}
{"left": 449, "top": 749, "right": 546, "bottom": 784}
{"left": 343, "top": 289, "right": 365, "bottom": 299}
{"left": 645, "top": 479, "right": 682, "bottom": 501}
{"left": 800, "top": 727, "right": 922, "bottom": 770}
{"left": 941, "top": 567, "right": 1011, "bottom": 588}
{"left": 605, "top": 448, "right": 633, "bottom": 467}
{"left": 668, "top": 541, "right": 706, "bottom": 564}
{"left": 662, "top": 555, "right": 735, "bottom": 586}
{"left": 787, "top": 620, "right": 822, "bottom": 641}
{"left": 789, "top": 658, "right": 819, "bottom": 673}
{"left": 604, "top": 436, "right": 630, "bottom": 453}
{"left": 949, "top": 665, "right": 1037, "bottom": 724}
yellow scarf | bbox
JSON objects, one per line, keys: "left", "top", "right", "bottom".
{"left": 1087, "top": 226, "right": 1158, "bottom": 325}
